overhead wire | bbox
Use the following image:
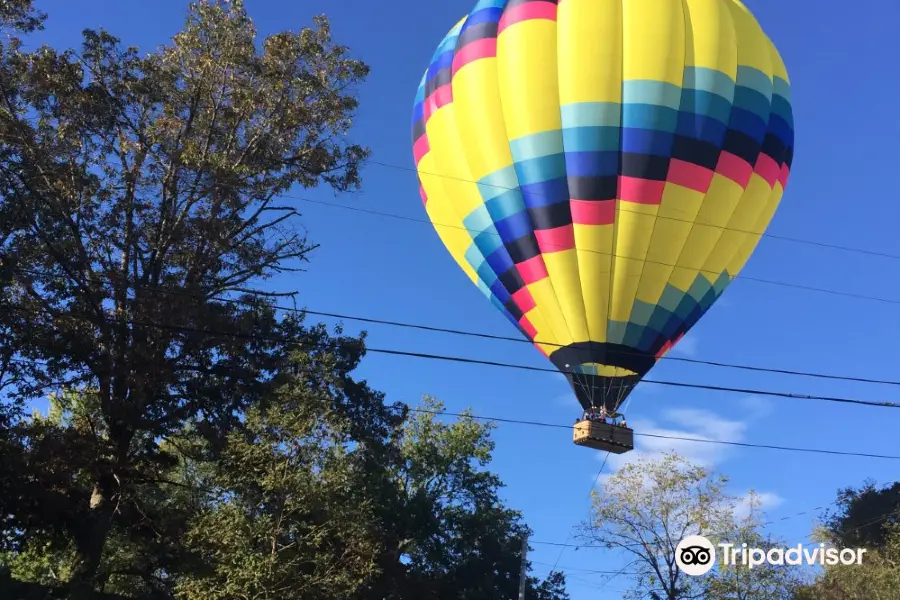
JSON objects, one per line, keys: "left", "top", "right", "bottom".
{"left": 9, "top": 156, "right": 900, "bottom": 308}
{"left": 367, "top": 159, "right": 900, "bottom": 263}
{"left": 13, "top": 265, "right": 900, "bottom": 388}
{"left": 7, "top": 148, "right": 899, "bottom": 265}
{"left": 289, "top": 193, "right": 900, "bottom": 309}
{"left": 5, "top": 280, "right": 898, "bottom": 559}
{"left": 402, "top": 412, "right": 900, "bottom": 568}
{"left": 5, "top": 302, "right": 900, "bottom": 412}
{"left": 405, "top": 408, "right": 900, "bottom": 460}
{"left": 531, "top": 478, "right": 900, "bottom": 552}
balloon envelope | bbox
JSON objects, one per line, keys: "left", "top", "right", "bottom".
{"left": 411, "top": 0, "right": 794, "bottom": 412}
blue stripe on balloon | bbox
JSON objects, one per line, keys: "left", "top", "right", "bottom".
{"left": 620, "top": 128, "right": 675, "bottom": 156}
{"left": 563, "top": 151, "right": 620, "bottom": 177}
{"left": 493, "top": 210, "right": 534, "bottom": 242}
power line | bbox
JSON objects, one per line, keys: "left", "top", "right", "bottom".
{"left": 407, "top": 408, "right": 900, "bottom": 460}
{"left": 271, "top": 308, "right": 900, "bottom": 387}
{"left": 13, "top": 265, "right": 900, "bottom": 389}
{"left": 533, "top": 482, "right": 898, "bottom": 552}
{"left": 531, "top": 561, "right": 637, "bottom": 577}
{"left": 292, "top": 193, "right": 900, "bottom": 309}
{"left": 9, "top": 150, "right": 895, "bottom": 265}
{"left": 549, "top": 440, "right": 614, "bottom": 576}
{"left": 369, "top": 159, "right": 900, "bottom": 263}
{"left": 418, "top": 406, "right": 900, "bottom": 556}
{"left": 17, "top": 159, "right": 876, "bottom": 307}
{"left": 531, "top": 486, "right": 900, "bottom": 553}
{"left": 7, "top": 303, "right": 900, "bottom": 412}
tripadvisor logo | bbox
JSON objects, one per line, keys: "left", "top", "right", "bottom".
{"left": 676, "top": 535, "right": 716, "bottom": 575}
{"left": 675, "top": 535, "right": 867, "bottom": 575}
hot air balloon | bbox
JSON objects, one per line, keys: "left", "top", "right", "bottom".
{"left": 411, "top": 0, "right": 793, "bottom": 453}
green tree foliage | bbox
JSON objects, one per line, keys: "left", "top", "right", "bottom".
{"left": 579, "top": 452, "right": 735, "bottom": 600}
{"left": 0, "top": 0, "right": 369, "bottom": 594}
{"left": 579, "top": 453, "right": 803, "bottom": 600}
{"left": 0, "top": 0, "right": 45, "bottom": 33}
{"left": 821, "top": 480, "right": 900, "bottom": 551}
{"left": 175, "top": 396, "right": 569, "bottom": 600}
{"left": 705, "top": 491, "right": 806, "bottom": 600}
{"left": 1, "top": 321, "right": 399, "bottom": 599}
{"left": 0, "top": 1, "right": 569, "bottom": 599}
{"left": 2, "top": 385, "right": 569, "bottom": 599}
{"left": 787, "top": 480, "right": 900, "bottom": 599}
{"left": 792, "top": 524, "right": 900, "bottom": 600}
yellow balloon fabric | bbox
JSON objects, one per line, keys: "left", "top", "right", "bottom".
{"left": 411, "top": 0, "right": 793, "bottom": 411}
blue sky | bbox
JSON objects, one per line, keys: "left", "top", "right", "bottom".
{"left": 25, "top": 0, "right": 900, "bottom": 597}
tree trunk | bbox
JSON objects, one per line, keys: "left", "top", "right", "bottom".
{"left": 67, "top": 474, "right": 119, "bottom": 598}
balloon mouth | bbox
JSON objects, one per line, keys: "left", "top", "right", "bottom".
{"left": 548, "top": 342, "right": 656, "bottom": 412}
{"left": 548, "top": 342, "right": 656, "bottom": 377}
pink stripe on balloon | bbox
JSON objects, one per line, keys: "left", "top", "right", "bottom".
{"left": 498, "top": 2, "right": 557, "bottom": 33}
{"left": 715, "top": 151, "right": 753, "bottom": 188}
{"left": 452, "top": 38, "right": 497, "bottom": 74}
{"left": 667, "top": 159, "right": 714, "bottom": 193}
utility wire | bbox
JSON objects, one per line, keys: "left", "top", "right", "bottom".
{"left": 532, "top": 561, "right": 638, "bottom": 577}
{"left": 531, "top": 479, "right": 900, "bottom": 552}
{"left": 13, "top": 265, "right": 900, "bottom": 388}
{"left": 549, "top": 442, "right": 613, "bottom": 576}
{"left": 10, "top": 157, "right": 900, "bottom": 307}
{"left": 406, "top": 408, "right": 900, "bottom": 461}
{"left": 292, "top": 193, "right": 900, "bottom": 309}
{"left": 7, "top": 148, "right": 897, "bottom": 265}
{"left": 368, "top": 159, "right": 900, "bottom": 264}
{"left": 6, "top": 303, "right": 900, "bottom": 412}
{"left": 6, "top": 300, "right": 899, "bottom": 451}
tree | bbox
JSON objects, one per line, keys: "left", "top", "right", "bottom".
{"left": 821, "top": 480, "right": 900, "bottom": 552}
{"left": 705, "top": 491, "right": 806, "bottom": 600}
{"left": 0, "top": 0, "right": 370, "bottom": 594}
{"left": 793, "top": 524, "right": 900, "bottom": 600}
{"left": 529, "top": 570, "right": 570, "bottom": 600}
{"left": 0, "top": 0, "right": 44, "bottom": 34}
{"left": 0, "top": 2, "right": 571, "bottom": 599}
{"left": 788, "top": 479, "right": 900, "bottom": 599}
{"left": 1, "top": 320, "right": 399, "bottom": 599}
{"left": 352, "top": 396, "right": 569, "bottom": 600}
{"left": 173, "top": 341, "right": 398, "bottom": 600}
{"left": 171, "top": 392, "right": 572, "bottom": 600}
{"left": 577, "top": 452, "right": 736, "bottom": 600}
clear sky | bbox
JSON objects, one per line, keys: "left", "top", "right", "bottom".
{"left": 25, "top": 1, "right": 900, "bottom": 597}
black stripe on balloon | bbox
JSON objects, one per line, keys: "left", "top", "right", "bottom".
{"left": 412, "top": 120, "right": 426, "bottom": 144}
{"left": 720, "top": 130, "right": 761, "bottom": 167}
{"left": 456, "top": 21, "right": 499, "bottom": 48}
{"left": 505, "top": 233, "right": 543, "bottom": 264}
{"left": 424, "top": 67, "right": 452, "bottom": 99}
{"left": 567, "top": 175, "right": 618, "bottom": 201}
{"left": 503, "top": 297, "right": 525, "bottom": 321}
{"left": 620, "top": 153, "right": 670, "bottom": 181}
{"left": 497, "top": 266, "right": 527, "bottom": 296}
{"left": 671, "top": 136, "right": 720, "bottom": 171}
{"left": 761, "top": 133, "right": 787, "bottom": 166}
{"left": 528, "top": 202, "right": 573, "bottom": 230}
